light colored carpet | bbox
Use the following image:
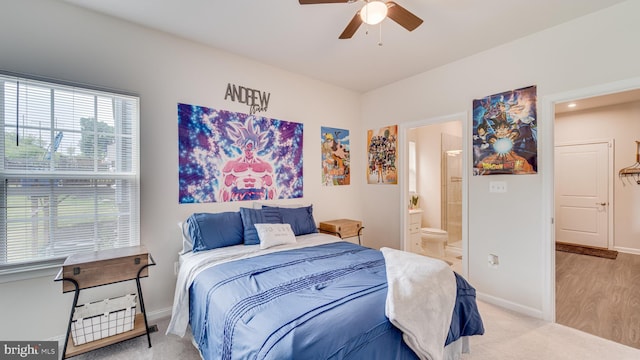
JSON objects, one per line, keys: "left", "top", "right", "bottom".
{"left": 69, "top": 319, "right": 200, "bottom": 360}
{"left": 71, "top": 300, "right": 640, "bottom": 359}
{"left": 463, "top": 301, "right": 640, "bottom": 360}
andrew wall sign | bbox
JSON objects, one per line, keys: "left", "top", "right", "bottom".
{"left": 224, "top": 83, "right": 270, "bottom": 114}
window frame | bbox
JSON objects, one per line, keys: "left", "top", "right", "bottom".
{"left": 0, "top": 70, "right": 140, "bottom": 278}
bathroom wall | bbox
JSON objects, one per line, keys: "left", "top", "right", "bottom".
{"left": 442, "top": 133, "right": 463, "bottom": 245}
{"left": 410, "top": 121, "right": 462, "bottom": 230}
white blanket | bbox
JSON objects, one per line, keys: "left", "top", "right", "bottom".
{"left": 381, "top": 247, "right": 457, "bottom": 360}
{"left": 166, "top": 233, "right": 342, "bottom": 337}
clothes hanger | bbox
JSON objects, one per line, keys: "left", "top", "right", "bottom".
{"left": 619, "top": 140, "right": 640, "bottom": 185}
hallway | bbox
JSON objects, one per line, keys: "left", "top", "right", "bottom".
{"left": 555, "top": 250, "right": 640, "bottom": 349}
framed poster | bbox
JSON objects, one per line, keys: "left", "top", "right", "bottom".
{"left": 321, "top": 126, "right": 350, "bottom": 186}
{"left": 178, "top": 103, "right": 303, "bottom": 203}
{"left": 367, "top": 125, "right": 398, "bottom": 184}
{"left": 472, "top": 85, "right": 537, "bottom": 175}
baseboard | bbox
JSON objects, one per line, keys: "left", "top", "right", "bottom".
{"left": 48, "top": 333, "right": 66, "bottom": 344}
{"left": 477, "top": 292, "right": 543, "bottom": 320}
{"left": 147, "top": 306, "right": 173, "bottom": 322}
{"left": 613, "top": 246, "right": 640, "bottom": 256}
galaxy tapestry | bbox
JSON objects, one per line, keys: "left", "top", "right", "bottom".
{"left": 178, "top": 103, "right": 304, "bottom": 203}
{"left": 472, "top": 85, "right": 537, "bottom": 175}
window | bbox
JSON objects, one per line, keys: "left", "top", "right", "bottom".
{"left": 0, "top": 72, "right": 139, "bottom": 273}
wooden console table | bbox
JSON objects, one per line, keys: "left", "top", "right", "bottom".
{"left": 54, "top": 245, "right": 155, "bottom": 359}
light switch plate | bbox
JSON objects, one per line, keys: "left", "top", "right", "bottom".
{"left": 489, "top": 181, "right": 507, "bottom": 193}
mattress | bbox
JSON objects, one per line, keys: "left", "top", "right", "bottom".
{"left": 167, "top": 233, "right": 483, "bottom": 360}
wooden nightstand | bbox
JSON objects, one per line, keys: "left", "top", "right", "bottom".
{"left": 318, "top": 219, "right": 364, "bottom": 245}
{"left": 54, "top": 245, "right": 156, "bottom": 359}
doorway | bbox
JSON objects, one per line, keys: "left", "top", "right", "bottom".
{"left": 401, "top": 113, "right": 468, "bottom": 275}
{"left": 549, "top": 86, "right": 640, "bottom": 348}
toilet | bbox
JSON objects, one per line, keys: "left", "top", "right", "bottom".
{"left": 420, "top": 227, "right": 448, "bottom": 259}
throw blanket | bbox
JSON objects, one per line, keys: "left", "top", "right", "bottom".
{"left": 381, "top": 247, "right": 457, "bottom": 360}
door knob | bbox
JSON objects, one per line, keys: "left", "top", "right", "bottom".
{"left": 596, "top": 202, "right": 607, "bottom": 206}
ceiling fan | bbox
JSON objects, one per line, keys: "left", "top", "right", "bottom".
{"left": 299, "top": 0, "right": 423, "bottom": 39}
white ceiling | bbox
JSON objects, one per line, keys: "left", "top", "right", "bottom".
{"left": 62, "top": 0, "right": 628, "bottom": 93}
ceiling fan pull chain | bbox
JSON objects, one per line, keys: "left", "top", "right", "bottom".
{"left": 378, "top": 22, "right": 383, "bottom": 46}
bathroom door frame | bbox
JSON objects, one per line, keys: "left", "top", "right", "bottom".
{"left": 399, "top": 111, "right": 470, "bottom": 277}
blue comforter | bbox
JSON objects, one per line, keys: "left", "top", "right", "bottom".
{"left": 189, "top": 242, "right": 483, "bottom": 360}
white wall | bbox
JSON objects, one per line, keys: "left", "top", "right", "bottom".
{"left": 361, "top": 0, "right": 640, "bottom": 316}
{"left": 555, "top": 101, "right": 640, "bottom": 253}
{"left": 0, "top": 0, "right": 362, "bottom": 341}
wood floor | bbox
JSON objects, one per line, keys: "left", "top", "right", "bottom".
{"left": 556, "top": 250, "right": 640, "bottom": 349}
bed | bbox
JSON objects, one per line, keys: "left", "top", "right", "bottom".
{"left": 167, "top": 207, "right": 484, "bottom": 360}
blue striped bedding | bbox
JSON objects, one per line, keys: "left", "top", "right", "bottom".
{"left": 188, "top": 241, "right": 482, "bottom": 359}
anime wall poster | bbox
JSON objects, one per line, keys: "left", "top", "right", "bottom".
{"left": 178, "top": 103, "right": 303, "bottom": 203}
{"left": 367, "top": 125, "right": 398, "bottom": 184}
{"left": 321, "top": 126, "right": 350, "bottom": 186}
{"left": 472, "top": 85, "right": 538, "bottom": 175}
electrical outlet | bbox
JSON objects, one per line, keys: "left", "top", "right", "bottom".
{"left": 488, "top": 254, "right": 499, "bottom": 268}
{"left": 489, "top": 181, "right": 507, "bottom": 193}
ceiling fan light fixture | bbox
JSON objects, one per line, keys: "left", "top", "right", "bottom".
{"left": 360, "top": 1, "right": 388, "bottom": 25}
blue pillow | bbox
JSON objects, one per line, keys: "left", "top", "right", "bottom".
{"left": 265, "top": 205, "right": 318, "bottom": 236}
{"left": 239, "top": 207, "right": 282, "bottom": 245}
{"left": 186, "top": 212, "right": 244, "bottom": 252}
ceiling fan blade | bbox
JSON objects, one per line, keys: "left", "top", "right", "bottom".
{"left": 339, "top": 12, "right": 363, "bottom": 39}
{"left": 299, "top": 0, "right": 352, "bottom": 4}
{"left": 386, "top": 1, "right": 423, "bottom": 31}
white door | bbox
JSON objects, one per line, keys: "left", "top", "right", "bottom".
{"left": 555, "top": 142, "right": 610, "bottom": 248}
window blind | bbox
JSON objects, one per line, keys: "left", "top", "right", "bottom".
{"left": 0, "top": 73, "right": 140, "bottom": 272}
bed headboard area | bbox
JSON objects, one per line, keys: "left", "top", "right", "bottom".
{"left": 179, "top": 205, "right": 318, "bottom": 254}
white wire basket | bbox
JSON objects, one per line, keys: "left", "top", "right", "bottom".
{"left": 70, "top": 293, "right": 137, "bottom": 345}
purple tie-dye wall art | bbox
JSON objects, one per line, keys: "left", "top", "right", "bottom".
{"left": 178, "top": 103, "right": 303, "bottom": 203}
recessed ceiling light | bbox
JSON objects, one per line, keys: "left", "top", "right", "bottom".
{"left": 568, "top": 103, "right": 577, "bottom": 108}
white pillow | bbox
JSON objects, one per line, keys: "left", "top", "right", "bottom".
{"left": 254, "top": 223, "right": 297, "bottom": 249}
